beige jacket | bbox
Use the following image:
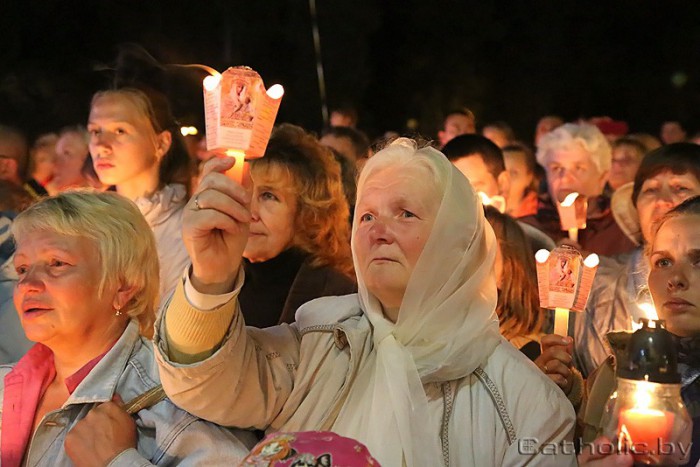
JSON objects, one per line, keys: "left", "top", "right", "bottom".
{"left": 154, "top": 283, "right": 576, "bottom": 466}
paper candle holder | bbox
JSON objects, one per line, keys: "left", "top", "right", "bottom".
{"left": 478, "top": 192, "right": 506, "bottom": 213}
{"left": 202, "top": 66, "right": 284, "bottom": 182}
{"left": 556, "top": 192, "right": 588, "bottom": 229}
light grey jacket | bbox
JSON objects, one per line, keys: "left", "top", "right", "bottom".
{"left": 572, "top": 248, "right": 648, "bottom": 378}
{"left": 0, "top": 321, "right": 255, "bottom": 466}
{"left": 155, "top": 291, "right": 577, "bottom": 466}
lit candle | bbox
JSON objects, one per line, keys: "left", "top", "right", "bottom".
{"left": 619, "top": 407, "right": 673, "bottom": 452}
{"left": 560, "top": 192, "right": 580, "bottom": 242}
{"left": 553, "top": 307, "right": 570, "bottom": 337}
{"left": 224, "top": 149, "right": 246, "bottom": 184}
{"left": 618, "top": 382, "right": 675, "bottom": 460}
{"left": 478, "top": 191, "right": 506, "bottom": 213}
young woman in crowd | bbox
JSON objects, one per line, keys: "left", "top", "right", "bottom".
{"left": 483, "top": 206, "right": 546, "bottom": 359}
{"left": 238, "top": 124, "right": 355, "bottom": 327}
{"left": 148, "top": 139, "right": 575, "bottom": 466}
{"left": 87, "top": 87, "right": 191, "bottom": 303}
{"left": 0, "top": 191, "right": 253, "bottom": 466}
{"left": 578, "top": 196, "right": 700, "bottom": 466}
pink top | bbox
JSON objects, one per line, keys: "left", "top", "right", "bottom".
{"left": 1, "top": 344, "right": 108, "bottom": 467}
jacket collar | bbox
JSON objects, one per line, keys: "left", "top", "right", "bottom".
{"left": 64, "top": 320, "right": 140, "bottom": 407}
{"left": 134, "top": 183, "right": 187, "bottom": 227}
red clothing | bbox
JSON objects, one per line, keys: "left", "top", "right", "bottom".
{"left": 509, "top": 190, "right": 539, "bottom": 218}
{"left": 1, "top": 344, "right": 108, "bottom": 467}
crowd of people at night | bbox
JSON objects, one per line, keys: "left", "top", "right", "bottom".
{"left": 0, "top": 46, "right": 699, "bottom": 467}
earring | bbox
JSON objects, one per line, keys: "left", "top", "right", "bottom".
{"left": 115, "top": 305, "right": 122, "bottom": 317}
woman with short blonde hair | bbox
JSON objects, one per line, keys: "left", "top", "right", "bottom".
{"left": 0, "top": 191, "right": 253, "bottom": 465}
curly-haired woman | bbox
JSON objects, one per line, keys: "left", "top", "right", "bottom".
{"left": 234, "top": 124, "right": 355, "bottom": 327}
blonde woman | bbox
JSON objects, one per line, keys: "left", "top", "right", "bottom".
{"left": 0, "top": 192, "right": 253, "bottom": 466}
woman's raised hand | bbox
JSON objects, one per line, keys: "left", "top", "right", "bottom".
{"left": 183, "top": 156, "right": 252, "bottom": 295}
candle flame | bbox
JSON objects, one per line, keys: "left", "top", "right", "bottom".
{"left": 583, "top": 253, "right": 600, "bottom": 268}
{"left": 632, "top": 381, "right": 654, "bottom": 409}
{"left": 633, "top": 303, "right": 659, "bottom": 331}
{"left": 266, "top": 84, "right": 284, "bottom": 99}
{"left": 535, "top": 249, "right": 550, "bottom": 264}
{"left": 203, "top": 74, "right": 222, "bottom": 91}
{"left": 561, "top": 192, "right": 579, "bottom": 207}
{"left": 180, "top": 126, "right": 198, "bottom": 136}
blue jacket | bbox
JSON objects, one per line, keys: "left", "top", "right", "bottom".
{"left": 0, "top": 320, "right": 255, "bottom": 466}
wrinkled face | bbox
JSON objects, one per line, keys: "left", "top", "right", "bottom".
{"left": 13, "top": 231, "right": 120, "bottom": 347}
{"left": 545, "top": 145, "right": 607, "bottom": 201}
{"left": 661, "top": 122, "right": 686, "bottom": 145}
{"left": 504, "top": 150, "right": 533, "bottom": 198}
{"left": 87, "top": 94, "right": 162, "bottom": 188}
{"left": 648, "top": 215, "right": 700, "bottom": 337}
{"left": 609, "top": 144, "right": 643, "bottom": 190}
{"left": 439, "top": 114, "right": 475, "bottom": 147}
{"left": 636, "top": 170, "right": 700, "bottom": 243}
{"left": 244, "top": 165, "right": 298, "bottom": 263}
{"left": 452, "top": 154, "right": 499, "bottom": 198}
{"left": 53, "top": 132, "right": 89, "bottom": 188}
{"left": 353, "top": 164, "right": 440, "bottom": 312}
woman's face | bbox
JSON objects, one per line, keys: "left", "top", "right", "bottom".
{"left": 648, "top": 214, "right": 700, "bottom": 337}
{"left": 244, "top": 165, "right": 298, "bottom": 263}
{"left": 636, "top": 170, "right": 700, "bottom": 243}
{"left": 13, "top": 230, "right": 125, "bottom": 348}
{"left": 354, "top": 164, "right": 440, "bottom": 314}
{"left": 87, "top": 94, "right": 164, "bottom": 189}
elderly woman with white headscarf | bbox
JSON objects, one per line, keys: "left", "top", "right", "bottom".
{"left": 152, "top": 139, "right": 576, "bottom": 466}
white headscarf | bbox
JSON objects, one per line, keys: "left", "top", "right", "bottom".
{"left": 332, "top": 140, "right": 502, "bottom": 466}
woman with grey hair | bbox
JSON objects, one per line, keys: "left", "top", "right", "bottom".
{"left": 520, "top": 123, "right": 636, "bottom": 256}
{"left": 150, "top": 139, "right": 576, "bottom": 466}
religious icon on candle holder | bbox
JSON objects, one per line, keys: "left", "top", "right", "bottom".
{"left": 600, "top": 319, "right": 692, "bottom": 466}
{"left": 535, "top": 245, "right": 599, "bottom": 336}
{"left": 202, "top": 66, "right": 284, "bottom": 182}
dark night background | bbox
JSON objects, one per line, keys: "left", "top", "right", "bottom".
{"left": 1, "top": 0, "right": 700, "bottom": 144}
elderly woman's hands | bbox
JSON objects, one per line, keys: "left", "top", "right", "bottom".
{"left": 534, "top": 334, "right": 575, "bottom": 394}
{"left": 64, "top": 396, "right": 136, "bottom": 466}
{"left": 184, "top": 156, "right": 252, "bottom": 294}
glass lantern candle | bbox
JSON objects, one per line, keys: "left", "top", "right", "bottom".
{"left": 601, "top": 319, "right": 693, "bottom": 465}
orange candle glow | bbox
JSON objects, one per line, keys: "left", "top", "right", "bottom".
{"left": 223, "top": 150, "right": 246, "bottom": 184}
{"left": 619, "top": 407, "right": 674, "bottom": 458}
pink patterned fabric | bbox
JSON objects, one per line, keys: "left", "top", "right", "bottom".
{"left": 240, "top": 431, "right": 380, "bottom": 467}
